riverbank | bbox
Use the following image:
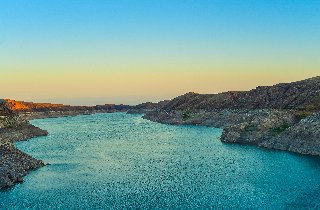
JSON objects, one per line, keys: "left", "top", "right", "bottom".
{"left": 0, "top": 100, "right": 131, "bottom": 189}
{"left": 0, "top": 102, "right": 47, "bottom": 189}
{"left": 143, "top": 109, "right": 320, "bottom": 156}
{"left": 134, "top": 76, "right": 320, "bottom": 156}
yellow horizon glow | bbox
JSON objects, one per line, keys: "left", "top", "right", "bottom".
{"left": 1, "top": 63, "right": 318, "bottom": 105}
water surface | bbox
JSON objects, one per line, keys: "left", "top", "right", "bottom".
{"left": 1, "top": 113, "right": 320, "bottom": 209}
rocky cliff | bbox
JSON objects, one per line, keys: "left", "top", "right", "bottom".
{"left": 142, "top": 76, "right": 320, "bottom": 156}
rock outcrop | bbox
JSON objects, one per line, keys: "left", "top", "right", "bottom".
{"left": 142, "top": 76, "right": 320, "bottom": 156}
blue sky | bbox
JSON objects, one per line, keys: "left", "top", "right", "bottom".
{"left": 0, "top": 0, "right": 319, "bottom": 104}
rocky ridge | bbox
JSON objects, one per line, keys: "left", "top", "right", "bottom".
{"left": 138, "top": 76, "right": 320, "bottom": 156}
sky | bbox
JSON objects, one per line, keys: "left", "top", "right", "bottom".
{"left": 1, "top": 0, "right": 319, "bottom": 105}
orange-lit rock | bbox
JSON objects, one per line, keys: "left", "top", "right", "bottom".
{"left": 4, "top": 99, "right": 65, "bottom": 111}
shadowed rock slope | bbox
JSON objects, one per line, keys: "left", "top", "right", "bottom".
{"left": 142, "top": 76, "right": 320, "bottom": 156}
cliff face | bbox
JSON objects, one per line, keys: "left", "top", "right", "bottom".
{"left": 143, "top": 76, "right": 320, "bottom": 156}
{"left": 0, "top": 101, "right": 48, "bottom": 189}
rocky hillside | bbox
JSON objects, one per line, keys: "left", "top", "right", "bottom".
{"left": 143, "top": 76, "right": 320, "bottom": 156}
{"left": 160, "top": 76, "right": 320, "bottom": 111}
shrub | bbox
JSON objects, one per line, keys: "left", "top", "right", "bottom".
{"left": 272, "top": 123, "right": 291, "bottom": 134}
{"left": 294, "top": 110, "right": 313, "bottom": 122}
{"left": 182, "top": 111, "right": 191, "bottom": 121}
{"left": 243, "top": 125, "right": 256, "bottom": 132}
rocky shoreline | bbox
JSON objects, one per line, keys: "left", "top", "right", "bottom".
{"left": 143, "top": 109, "right": 320, "bottom": 156}
{"left": 0, "top": 102, "right": 47, "bottom": 189}
{"left": 133, "top": 76, "right": 320, "bottom": 156}
{"left": 0, "top": 100, "right": 131, "bottom": 190}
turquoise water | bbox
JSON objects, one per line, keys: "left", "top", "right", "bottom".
{"left": 1, "top": 113, "right": 320, "bottom": 209}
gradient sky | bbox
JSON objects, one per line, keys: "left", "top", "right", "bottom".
{"left": 1, "top": 0, "right": 319, "bottom": 105}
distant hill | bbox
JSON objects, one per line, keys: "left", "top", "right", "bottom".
{"left": 4, "top": 99, "right": 66, "bottom": 111}
{"left": 3, "top": 99, "right": 133, "bottom": 119}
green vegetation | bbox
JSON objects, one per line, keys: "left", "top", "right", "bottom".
{"left": 243, "top": 125, "right": 256, "bottom": 132}
{"left": 182, "top": 111, "right": 191, "bottom": 121}
{"left": 294, "top": 110, "right": 313, "bottom": 122}
{"left": 272, "top": 123, "right": 291, "bottom": 135}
